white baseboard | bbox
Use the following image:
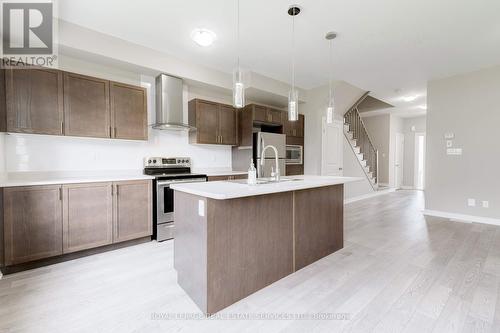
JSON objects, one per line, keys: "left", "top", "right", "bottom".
{"left": 422, "top": 209, "right": 500, "bottom": 226}
{"left": 345, "top": 187, "right": 396, "bottom": 204}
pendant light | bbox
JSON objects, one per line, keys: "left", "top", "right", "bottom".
{"left": 233, "top": 0, "right": 245, "bottom": 108}
{"left": 325, "top": 31, "right": 337, "bottom": 124}
{"left": 287, "top": 5, "right": 301, "bottom": 121}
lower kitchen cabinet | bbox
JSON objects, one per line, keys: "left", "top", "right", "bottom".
{"left": 1, "top": 180, "right": 152, "bottom": 267}
{"left": 62, "top": 183, "right": 113, "bottom": 253}
{"left": 113, "top": 180, "right": 152, "bottom": 243}
{"left": 3, "top": 185, "right": 63, "bottom": 266}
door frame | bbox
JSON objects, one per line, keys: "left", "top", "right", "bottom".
{"left": 413, "top": 132, "right": 426, "bottom": 190}
{"left": 321, "top": 118, "right": 343, "bottom": 176}
{"left": 394, "top": 132, "right": 405, "bottom": 189}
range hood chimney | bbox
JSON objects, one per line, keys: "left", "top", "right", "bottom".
{"left": 153, "top": 74, "right": 193, "bottom": 131}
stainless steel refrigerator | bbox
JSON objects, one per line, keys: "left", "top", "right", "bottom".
{"left": 253, "top": 132, "right": 286, "bottom": 178}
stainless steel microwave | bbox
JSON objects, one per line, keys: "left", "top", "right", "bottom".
{"left": 286, "top": 145, "right": 303, "bottom": 165}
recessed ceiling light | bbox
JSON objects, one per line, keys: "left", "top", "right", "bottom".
{"left": 401, "top": 95, "right": 419, "bottom": 102}
{"left": 191, "top": 29, "right": 216, "bottom": 47}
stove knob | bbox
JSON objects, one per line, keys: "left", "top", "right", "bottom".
{"left": 148, "top": 160, "right": 152, "bottom": 164}
{"left": 153, "top": 159, "right": 157, "bottom": 163}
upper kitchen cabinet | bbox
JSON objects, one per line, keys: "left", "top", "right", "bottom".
{"left": 63, "top": 72, "right": 111, "bottom": 138}
{"left": 188, "top": 99, "right": 238, "bottom": 145}
{"left": 5, "top": 68, "right": 64, "bottom": 135}
{"left": 284, "top": 114, "right": 304, "bottom": 138}
{"left": 246, "top": 104, "right": 283, "bottom": 125}
{"left": 110, "top": 82, "right": 148, "bottom": 140}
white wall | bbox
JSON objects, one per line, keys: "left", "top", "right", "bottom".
{"left": 0, "top": 133, "right": 5, "bottom": 172}
{"left": 402, "top": 116, "right": 426, "bottom": 187}
{"left": 426, "top": 65, "right": 500, "bottom": 219}
{"left": 362, "top": 114, "right": 390, "bottom": 184}
{"left": 304, "top": 82, "right": 366, "bottom": 175}
{"left": 4, "top": 54, "right": 232, "bottom": 172}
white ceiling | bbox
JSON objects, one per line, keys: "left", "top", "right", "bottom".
{"left": 59, "top": 0, "right": 500, "bottom": 117}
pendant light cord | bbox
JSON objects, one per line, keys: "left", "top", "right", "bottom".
{"left": 329, "top": 39, "right": 333, "bottom": 104}
{"left": 291, "top": 13, "right": 295, "bottom": 94}
{"left": 237, "top": 0, "right": 240, "bottom": 74}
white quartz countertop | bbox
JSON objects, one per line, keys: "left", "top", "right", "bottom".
{"left": 171, "top": 175, "right": 363, "bottom": 200}
{"left": 0, "top": 171, "right": 154, "bottom": 187}
{"left": 191, "top": 168, "right": 247, "bottom": 177}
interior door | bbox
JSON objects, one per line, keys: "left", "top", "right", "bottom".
{"left": 321, "top": 119, "right": 343, "bottom": 176}
{"left": 395, "top": 132, "right": 405, "bottom": 189}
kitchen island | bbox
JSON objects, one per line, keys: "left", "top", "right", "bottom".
{"left": 171, "top": 175, "right": 361, "bottom": 313}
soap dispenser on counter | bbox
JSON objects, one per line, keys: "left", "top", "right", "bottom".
{"left": 247, "top": 159, "right": 257, "bottom": 185}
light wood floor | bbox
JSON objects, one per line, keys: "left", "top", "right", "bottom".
{"left": 1, "top": 190, "right": 500, "bottom": 333}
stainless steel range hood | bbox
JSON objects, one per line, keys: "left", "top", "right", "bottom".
{"left": 153, "top": 74, "right": 193, "bottom": 131}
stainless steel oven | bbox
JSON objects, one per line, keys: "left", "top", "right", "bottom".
{"left": 155, "top": 177, "right": 206, "bottom": 240}
{"left": 286, "top": 145, "right": 303, "bottom": 165}
{"left": 144, "top": 157, "right": 207, "bottom": 241}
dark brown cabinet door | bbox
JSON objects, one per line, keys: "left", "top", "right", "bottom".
{"left": 113, "top": 180, "right": 152, "bottom": 243}
{"left": 219, "top": 105, "right": 237, "bottom": 145}
{"left": 5, "top": 68, "right": 63, "bottom": 135}
{"left": 62, "top": 183, "right": 113, "bottom": 253}
{"left": 268, "top": 109, "right": 283, "bottom": 124}
{"left": 3, "top": 185, "right": 63, "bottom": 265}
{"left": 63, "top": 72, "right": 110, "bottom": 138}
{"left": 110, "top": 82, "right": 148, "bottom": 140}
{"left": 284, "top": 114, "right": 304, "bottom": 137}
{"left": 195, "top": 100, "right": 219, "bottom": 144}
{"left": 253, "top": 105, "right": 268, "bottom": 123}
{"left": 0, "top": 69, "right": 6, "bottom": 132}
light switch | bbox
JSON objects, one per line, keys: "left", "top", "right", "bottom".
{"left": 198, "top": 200, "right": 205, "bottom": 217}
{"left": 482, "top": 201, "right": 489, "bottom": 208}
{"left": 468, "top": 198, "right": 476, "bottom": 207}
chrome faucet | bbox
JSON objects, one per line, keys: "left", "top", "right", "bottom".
{"left": 260, "top": 145, "right": 280, "bottom": 181}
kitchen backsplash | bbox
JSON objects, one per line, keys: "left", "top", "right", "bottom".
{"left": 4, "top": 131, "right": 231, "bottom": 172}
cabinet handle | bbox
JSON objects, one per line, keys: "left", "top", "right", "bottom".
{"left": 60, "top": 121, "right": 64, "bottom": 135}
{"left": 116, "top": 185, "right": 119, "bottom": 196}
{"left": 59, "top": 187, "right": 62, "bottom": 201}
{"left": 110, "top": 126, "right": 112, "bottom": 138}
{"left": 220, "top": 135, "right": 223, "bottom": 144}
{"left": 111, "top": 185, "right": 114, "bottom": 196}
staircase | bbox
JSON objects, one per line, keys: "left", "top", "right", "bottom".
{"left": 344, "top": 92, "right": 379, "bottom": 190}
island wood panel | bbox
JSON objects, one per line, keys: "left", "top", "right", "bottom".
{"left": 5, "top": 68, "right": 64, "bottom": 135}
{"left": 293, "top": 185, "right": 344, "bottom": 270}
{"left": 206, "top": 192, "right": 294, "bottom": 313}
{"left": 3, "top": 185, "right": 63, "bottom": 266}
{"left": 62, "top": 183, "right": 113, "bottom": 253}
{"left": 173, "top": 192, "right": 209, "bottom": 312}
{"left": 0, "top": 189, "right": 4, "bottom": 267}
{"left": 113, "top": 180, "right": 152, "bottom": 243}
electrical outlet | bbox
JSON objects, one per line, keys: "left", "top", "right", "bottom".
{"left": 198, "top": 200, "right": 205, "bottom": 216}
{"left": 482, "top": 201, "right": 489, "bottom": 208}
{"left": 468, "top": 198, "right": 476, "bottom": 207}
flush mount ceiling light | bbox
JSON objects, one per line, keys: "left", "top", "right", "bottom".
{"left": 287, "top": 5, "right": 301, "bottom": 122}
{"left": 402, "top": 95, "right": 419, "bottom": 102}
{"left": 325, "top": 31, "right": 337, "bottom": 124}
{"left": 190, "top": 28, "right": 217, "bottom": 47}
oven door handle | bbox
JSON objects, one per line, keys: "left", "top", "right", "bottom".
{"left": 157, "top": 178, "right": 206, "bottom": 186}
